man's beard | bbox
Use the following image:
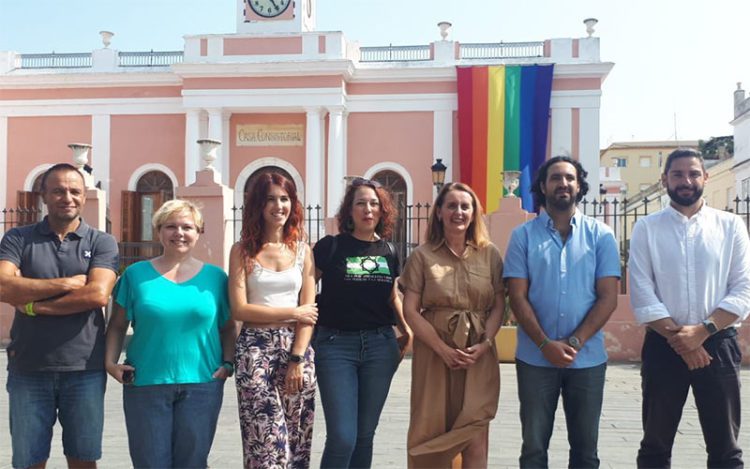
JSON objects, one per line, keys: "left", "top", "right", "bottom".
{"left": 667, "top": 185, "right": 703, "bottom": 207}
{"left": 546, "top": 189, "right": 577, "bottom": 211}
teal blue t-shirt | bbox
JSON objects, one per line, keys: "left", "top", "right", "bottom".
{"left": 114, "top": 261, "right": 229, "bottom": 386}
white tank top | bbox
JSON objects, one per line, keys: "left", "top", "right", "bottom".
{"left": 245, "top": 243, "right": 305, "bottom": 308}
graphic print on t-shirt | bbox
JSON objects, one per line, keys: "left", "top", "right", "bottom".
{"left": 345, "top": 256, "right": 392, "bottom": 283}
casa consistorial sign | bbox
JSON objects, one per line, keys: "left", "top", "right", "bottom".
{"left": 236, "top": 124, "right": 304, "bottom": 147}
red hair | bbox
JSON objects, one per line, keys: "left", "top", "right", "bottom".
{"left": 336, "top": 183, "right": 397, "bottom": 239}
{"left": 239, "top": 171, "right": 305, "bottom": 270}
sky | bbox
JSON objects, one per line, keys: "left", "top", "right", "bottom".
{"left": 1, "top": 0, "right": 748, "bottom": 148}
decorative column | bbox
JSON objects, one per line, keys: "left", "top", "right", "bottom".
{"left": 206, "top": 108, "right": 225, "bottom": 177}
{"left": 69, "top": 143, "right": 106, "bottom": 231}
{"left": 326, "top": 107, "right": 345, "bottom": 217}
{"left": 433, "top": 110, "right": 453, "bottom": 184}
{"left": 305, "top": 108, "right": 324, "bottom": 206}
{"left": 91, "top": 114, "right": 111, "bottom": 199}
{"left": 222, "top": 112, "right": 231, "bottom": 186}
{"left": 185, "top": 109, "right": 201, "bottom": 185}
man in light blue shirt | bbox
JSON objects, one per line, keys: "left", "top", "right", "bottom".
{"left": 504, "top": 156, "right": 620, "bottom": 469}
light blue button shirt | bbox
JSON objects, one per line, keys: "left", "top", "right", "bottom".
{"left": 503, "top": 210, "right": 621, "bottom": 368}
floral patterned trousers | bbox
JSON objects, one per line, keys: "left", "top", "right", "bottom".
{"left": 235, "top": 326, "right": 316, "bottom": 469}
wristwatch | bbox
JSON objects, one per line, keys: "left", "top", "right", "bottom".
{"left": 289, "top": 354, "right": 304, "bottom": 364}
{"left": 221, "top": 361, "right": 234, "bottom": 377}
{"left": 568, "top": 336, "right": 582, "bottom": 351}
{"left": 702, "top": 318, "right": 719, "bottom": 336}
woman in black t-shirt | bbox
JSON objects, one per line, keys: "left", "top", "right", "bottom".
{"left": 313, "top": 177, "right": 413, "bottom": 469}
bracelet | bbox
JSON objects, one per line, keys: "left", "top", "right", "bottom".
{"left": 484, "top": 337, "right": 493, "bottom": 348}
{"left": 538, "top": 337, "right": 550, "bottom": 350}
{"left": 221, "top": 360, "right": 234, "bottom": 376}
{"left": 24, "top": 302, "right": 36, "bottom": 317}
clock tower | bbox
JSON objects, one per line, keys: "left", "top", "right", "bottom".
{"left": 237, "top": 0, "right": 316, "bottom": 34}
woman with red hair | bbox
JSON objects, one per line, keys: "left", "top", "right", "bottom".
{"left": 228, "top": 171, "right": 317, "bottom": 468}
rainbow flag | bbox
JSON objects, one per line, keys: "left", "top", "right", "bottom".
{"left": 457, "top": 64, "right": 554, "bottom": 212}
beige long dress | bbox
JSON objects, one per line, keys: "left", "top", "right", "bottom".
{"left": 400, "top": 240, "right": 503, "bottom": 468}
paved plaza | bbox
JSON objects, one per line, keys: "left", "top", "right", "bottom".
{"left": 1, "top": 353, "right": 748, "bottom": 468}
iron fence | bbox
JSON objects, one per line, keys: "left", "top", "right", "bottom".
{"left": 577, "top": 195, "right": 750, "bottom": 293}
{"left": 8, "top": 194, "right": 750, "bottom": 278}
{"left": 228, "top": 201, "right": 432, "bottom": 269}
{"left": 1, "top": 208, "right": 42, "bottom": 235}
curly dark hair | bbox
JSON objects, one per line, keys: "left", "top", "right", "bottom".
{"left": 239, "top": 171, "right": 305, "bottom": 270}
{"left": 336, "top": 180, "right": 397, "bottom": 239}
{"left": 531, "top": 155, "right": 590, "bottom": 211}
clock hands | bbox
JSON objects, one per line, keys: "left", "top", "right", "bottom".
{"left": 268, "top": 0, "right": 280, "bottom": 11}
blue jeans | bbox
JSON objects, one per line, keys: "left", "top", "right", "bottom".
{"left": 313, "top": 325, "right": 400, "bottom": 468}
{"left": 516, "top": 360, "right": 607, "bottom": 469}
{"left": 6, "top": 369, "right": 106, "bottom": 468}
{"left": 123, "top": 380, "right": 225, "bottom": 468}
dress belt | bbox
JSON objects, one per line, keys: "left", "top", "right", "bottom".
{"left": 429, "top": 308, "right": 486, "bottom": 349}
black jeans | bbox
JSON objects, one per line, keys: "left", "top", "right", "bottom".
{"left": 516, "top": 360, "right": 607, "bottom": 469}
{"left": 637, "top": 328, "right": 743, "bottom": 469}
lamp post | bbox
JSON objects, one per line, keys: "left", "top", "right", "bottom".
{"left": 431, "top": 158, "right": 447, "bottom": 193}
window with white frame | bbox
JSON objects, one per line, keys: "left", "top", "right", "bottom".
{"left": 613, "top": 157, "right": 627, "bottom": 168}
{"left": 640, "top": 156, "right": 651, "bottom": 168}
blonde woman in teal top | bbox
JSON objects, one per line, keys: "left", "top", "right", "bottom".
{"left": 105, "top": 199, "right": 238, "bottom": 469}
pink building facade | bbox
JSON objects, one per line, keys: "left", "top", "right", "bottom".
{"left": 0, "top": 1, "right": 610, "bottom": 238}
{"left": 0, "top": 1, "right": 616, "bottom": 347}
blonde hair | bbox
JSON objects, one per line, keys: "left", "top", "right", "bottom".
{"left": 426, "top": 183, "right": 490, "bottom": 247}
{"left": 152, "top": 199, "right": 204, "bottom": 232}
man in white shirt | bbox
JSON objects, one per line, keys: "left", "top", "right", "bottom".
{"left": 629, "top": 148, "right": 750, "bottom": 468}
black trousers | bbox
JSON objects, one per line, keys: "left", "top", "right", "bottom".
{"left": 637, "top": 328, "right": 743, "bottom": 469}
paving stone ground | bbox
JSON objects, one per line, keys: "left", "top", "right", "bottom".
{"left": 1, "top": 353, "right": 748, "bottom": 468}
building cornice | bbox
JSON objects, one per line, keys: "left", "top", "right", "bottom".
{"left": 0, "top": 72, "right": 180, "bottom": 88}
{"left": 171, "top": 59, "right": 355, "bottom": 80}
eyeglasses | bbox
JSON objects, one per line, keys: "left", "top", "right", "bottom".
{"left": 350, "top": 177, "right": 382, "bottom": 189}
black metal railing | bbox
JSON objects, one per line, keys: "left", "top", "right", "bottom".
{"left": 118, "top": 50, "right": 183, "bottom": 67}
{"left": 227, "top": 202, "right": 432, "bottom": 270}
{"left": 1, "top": 208, "right": 42, "bottom": 235}
{"left": 577, "top": 195, "right": 750, "bottom": 293}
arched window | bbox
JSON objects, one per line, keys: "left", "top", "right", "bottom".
{"left": 135, "top": 171, "right": 174, "bottom": 242}
{"left": 121, "top": 170, "right": 174, "bottom": 244}
{"left": 372, "top": 170, "right": 407, "bottom": 258}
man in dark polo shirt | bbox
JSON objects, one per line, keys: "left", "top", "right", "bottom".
{"left": 0, "top": 163, "right": 118, "bottom": 469}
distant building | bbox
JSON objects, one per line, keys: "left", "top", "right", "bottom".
{"left": 732, "top": 83, "right": 750, "bottom": 199}
{"left": 599, "top": 140, "right": 699, "bottom": 198}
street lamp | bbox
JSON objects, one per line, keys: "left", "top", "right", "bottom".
{"left": 431, "top": 158, "right": 447, "bottom": 192}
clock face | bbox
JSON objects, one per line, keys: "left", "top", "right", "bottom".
{"left": 248, "top": 0, "right": 291, "bottom": 18}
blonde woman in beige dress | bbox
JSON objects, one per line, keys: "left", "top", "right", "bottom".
{"left": 400, "top": 182, "right": 504, "bottom": 468}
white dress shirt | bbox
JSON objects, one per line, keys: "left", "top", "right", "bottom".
{"left": 629, "top": 203, "right": 750, "bottom": 326}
